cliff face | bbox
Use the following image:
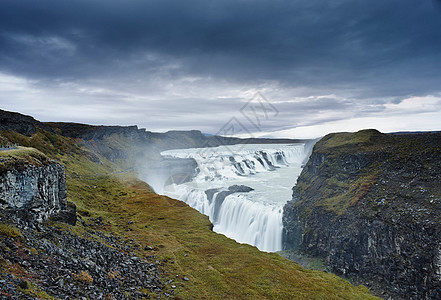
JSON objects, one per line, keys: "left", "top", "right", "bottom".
{"left": 0, "top": 149, "right": 70, "bottom": 223}
{"left": 0, "top": 110, "right": 39, "bottom": 136}
{"left": 283, "top": 129, "right": 441, "bottom": 300}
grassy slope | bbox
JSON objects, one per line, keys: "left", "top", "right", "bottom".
{"left": 295, "top": 129, "right": 386, "bottom": 216}
{"left": 296, "top": 129, "right": 441, "bottom": 222}
{"left": 0, "top": 146, "right": 53, "bottom": 173}
{"left": 1, "top": 128, "right": 378, "bottom": 299}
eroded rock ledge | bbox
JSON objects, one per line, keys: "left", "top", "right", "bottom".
{"left": 0, "top": 148, "right": 75, "bottom": 224}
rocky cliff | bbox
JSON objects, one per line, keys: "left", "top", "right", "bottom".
{"left": 283, "top": 129, "right": 441, "bottom": 299}
{"left": 0, "top": 147, "right": 73, "bottom": 223}
{"left": 0, "top": 110, "right": 42, "bottom": 136}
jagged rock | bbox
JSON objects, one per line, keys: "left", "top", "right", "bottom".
{"left": 228, "top": 185, "right": 254, "bottom": 193}
{"left": 50, "top": 201, "right": 77, "bottom": 225}
{"left": 0, "top": 160, "right": 67, "bottom": 222}
{"left": 0, "top": 109, "right": 39, "bottom": 136}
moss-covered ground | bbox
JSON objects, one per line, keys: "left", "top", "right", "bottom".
{"left": 0, "top": 146, "right": 52, "bottom": 173}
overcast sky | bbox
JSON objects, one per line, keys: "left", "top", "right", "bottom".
{"left": 1, "top": 0, "right": 441, "bottom": 138}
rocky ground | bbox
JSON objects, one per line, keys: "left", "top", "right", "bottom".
{"left": 0, "top": 212, "right": 184, "bottom": 299}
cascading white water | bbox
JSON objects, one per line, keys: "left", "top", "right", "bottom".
{"left": 160, "top": 143, "right": 309, "bottom": 252}
{"left": 215, "top": 194, "right": 284, "bottom": 252}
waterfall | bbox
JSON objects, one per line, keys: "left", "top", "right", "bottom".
{"left": 159, "top": 143, "right": 309, "bottom": 252}
{"left": 215, "top": 194, "right": 284, "bottom": 252}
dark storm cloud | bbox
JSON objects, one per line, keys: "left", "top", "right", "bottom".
{"left": 1, "top": 0, "right": 441, "bottom": 137}
{"left": 1, "top": 0, "right": 440, "bottom": 98}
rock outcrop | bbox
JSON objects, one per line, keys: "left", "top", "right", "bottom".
{"left": 0, "top": 149, "right": 74, "bottom": 223}
{"left": 283, "top": 129, "right": 441, "bottom": 299}
{"left": 0, "top": 109, "right": 53, "bottom": 136}
{"left": 0, "top": 110, "right": 39, "bottom": 136}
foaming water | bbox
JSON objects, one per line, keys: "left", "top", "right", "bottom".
{"left": 159, "top": 143, "right": 309, "bottom": 252}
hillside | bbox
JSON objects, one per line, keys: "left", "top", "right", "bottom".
{"left": 0, "top": 110, "right": 378, "bottom": 299}
{"left": 283, "top": 129, "right": 441, "bottom": 299}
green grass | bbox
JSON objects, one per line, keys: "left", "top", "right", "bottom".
{"left": 19, "top": 281, "right": 56, "bottom": 300}
{"left": 315, "top": 129, "right": 384, "bottom": 155}
{"left": 66, "top": 173, "right": 378, "bottom": 299}
{"left": 0, "top": 146, "right": 42, "bottom": 157}
{"left": 317, "top": 174, "right": 377, "bottom": 215}
{"left": 0, "top": 223, "right": 22, "bottom": 238}
{"left": 0, "top": 146, "right": 51, "bottom": 173}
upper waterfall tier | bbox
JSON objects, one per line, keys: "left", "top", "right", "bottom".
{"left": 162, "top": 143, "right": 308, "bottom": 183}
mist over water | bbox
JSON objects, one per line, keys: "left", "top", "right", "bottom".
{"left": 157, "top": 144, "right": 311, "bottom": 252}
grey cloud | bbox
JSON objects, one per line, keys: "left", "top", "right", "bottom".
{"left": 1, "top": 0, "right": 441, "bottom": 135}
{"left": 2, "top": 1, "right": 440, "bottom": 83}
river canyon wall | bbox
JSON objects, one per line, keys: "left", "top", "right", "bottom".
{"left": 283, "top": 129, "right": 441, "bottom": 299}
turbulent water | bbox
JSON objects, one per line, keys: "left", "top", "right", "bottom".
{"left": 160, "top": 143, "right": 310, "bottom": 252}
